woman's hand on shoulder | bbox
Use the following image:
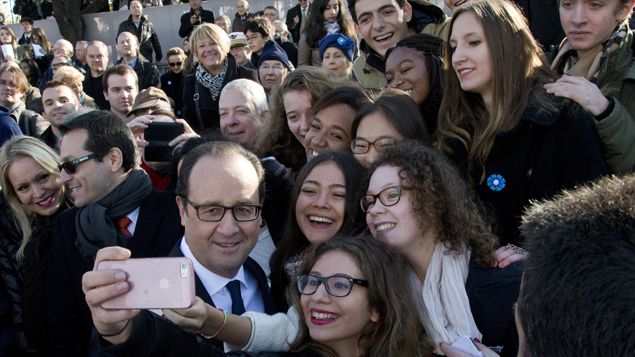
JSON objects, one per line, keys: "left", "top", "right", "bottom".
{"left": 544, "top": 75, "right": 610, "bottom": 116}
{"left": 493, "top": 244, "right": 527, "bottom": 268}
{"left": 440, "top": 342, "right": 500, "bottom": 357}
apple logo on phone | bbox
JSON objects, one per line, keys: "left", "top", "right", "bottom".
{"left": 159, "top": 278, "right": 172, "bottom": 290}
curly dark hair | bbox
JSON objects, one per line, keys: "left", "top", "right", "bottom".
{"left": 385, "top": 34, "right": 444, "bottom": 135}
{"left": 367, "top": 140, "right": 497, "bottom": 265}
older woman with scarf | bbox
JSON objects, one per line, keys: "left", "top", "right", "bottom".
{"left": 547, "top": 0, "right": 635, "bottom": 174}
{"left": 182, "top": 23, "right": 257, "bottom": 136}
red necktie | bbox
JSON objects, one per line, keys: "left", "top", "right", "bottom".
{"left": 115, "top": 216, "right": 132, "bottom": 238}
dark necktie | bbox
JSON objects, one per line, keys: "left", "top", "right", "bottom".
{"left": 226, "top": 280, "right": 246, "bottom": 315}
{"left": 115, "top": 216, "right": 132, "bottom": 238}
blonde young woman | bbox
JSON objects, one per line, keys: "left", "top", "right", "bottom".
{"left": 0, "top": 136, "right": 67, "bottom": 353}
{"left": 437, "top": 0, "right": 606, "bottom": 245}
{"left": 547, "top": 0, "right": 635, "bottom": 173}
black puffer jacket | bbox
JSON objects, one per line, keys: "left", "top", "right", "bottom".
{"left": 0, "top": 195, "right": 64, "bottom": 355}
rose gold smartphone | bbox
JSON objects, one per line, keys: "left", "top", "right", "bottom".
{"left": 97, "top": 257, "right": 196, "bottom": 310}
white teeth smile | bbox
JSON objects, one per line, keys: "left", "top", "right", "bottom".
{"left": 374, "top": 33, "right": 393, "bottom": 42}
{"left": 309, "top": 216, "right": 334, "bottom": 224}
{"left": 312, "top": 311, "right": 336, "bottom": 320}
{"left": 376, "top": 223, "right": 396, "bottom": 232}
{"left": 216, "top": 242, "right": 240, "bottom": 248}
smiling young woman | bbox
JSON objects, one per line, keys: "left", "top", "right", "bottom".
{"left": 437, "top": 0, "right": 606, "bottom": 245}
{"left": 0, "top": 136, "right": 68, "bottom": 353}
{"left": 363, "top": 140, "right": 523, "bottom": 355}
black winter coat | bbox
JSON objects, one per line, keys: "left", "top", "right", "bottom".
{"left": 182, "top": 55, "right": 257, "bottom": 135}
{"left": 450, "top": 98, "right": 606, "bottom": 245}
{"left": 117, "top": 15, "right": 163, "bottom": 62}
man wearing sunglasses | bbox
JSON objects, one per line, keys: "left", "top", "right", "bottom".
{"left": 44, "top": 110, "right": 183, "bottom": 356}
{"left": 160, "top": 47, "right": 186, "bottom": 118}
{"left": 83, "top": 141, "right": 278, "bottom": 354}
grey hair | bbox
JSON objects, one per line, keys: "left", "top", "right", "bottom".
{"left": 221, "top": 78, "right": 268, "bottom": 116}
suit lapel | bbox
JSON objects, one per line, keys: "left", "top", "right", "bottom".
{"left": 244, "top": 257, "right": 277, "bottom": 314}
{"left": 128, "top": 191, "right": 163, "bottom": 255}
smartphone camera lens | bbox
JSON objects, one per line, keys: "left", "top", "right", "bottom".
{"left": 180, "top": 263, "right": 189, "bottom": 278}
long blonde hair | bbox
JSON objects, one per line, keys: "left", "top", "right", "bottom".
{"left": 437, "top": 0, "right": 556, "bottom": 182}
{"left": 0, "top": 136, "right": 63, "bottom": 260}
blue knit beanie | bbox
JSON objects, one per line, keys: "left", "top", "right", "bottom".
{"left": 319, "top": 34, "right": 356, "bottom": 62}
{"left": 257, "top": 40, "right": 292, "bottom": 70}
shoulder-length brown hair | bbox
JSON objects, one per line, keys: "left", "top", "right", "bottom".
{"left": 368, "top": 141, "right": 497, "bottom": 265}
{"left": 436, "top": 0, "right": 556, "bottom": 182}
{"left": 288, "top": 235, "right": 433, "bottom": 357}
{"left": 32, "top": 28, "right": 52, "bottom": 54}
{"left": 0, "top": 27, "right": 18, "bottom": 49}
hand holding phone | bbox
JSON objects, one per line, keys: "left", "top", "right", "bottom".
{"left": 143, "top": 121, "right": 184, "bottom": 162}
{"left": 97, "top": 257, "right": 195, "bottom": 310}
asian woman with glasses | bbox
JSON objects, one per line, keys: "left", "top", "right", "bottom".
{"left": 350, "top": 89, "right": 430, "bottom": 169}
{"left": 0, "top": 136, "right": 69, "bottom": 353}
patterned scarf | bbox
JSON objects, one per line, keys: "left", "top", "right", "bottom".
{"left": 323, "top": 21, "right": 340, "bottom": 35}
{"left": 552, "top": 23, "right": 629, "bottom": 83}
{"left": 195, "top": 59, "right": 228, "bottom": 101}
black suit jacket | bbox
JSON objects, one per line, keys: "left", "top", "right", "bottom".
{"left": 18, "top": 33, "right": 31, "bottom": 45}
{"left": 44, "top": 190, "right": 183, "bottom": 357}
{"left": 285, "top": 4, "right": 304, "bottom": 43}
{"left": 117, "top": 56, "right": 160, "bottom": 90}
{"left": 92, "top": 240, "right": 278, "bottom": 356}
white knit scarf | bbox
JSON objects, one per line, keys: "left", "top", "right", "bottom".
{"left": 419, "top": 243, "right": 482, "bottom": 355}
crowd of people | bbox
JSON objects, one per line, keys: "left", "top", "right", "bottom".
{"left": 0, "top": 0, "right": 634, "bottom": 356}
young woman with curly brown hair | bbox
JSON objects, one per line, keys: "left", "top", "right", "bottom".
{"left": 363, "top": 140, "right": 523, "bottom": 356}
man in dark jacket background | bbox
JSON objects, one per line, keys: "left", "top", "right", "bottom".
{"left": 285, "top": 0, "right": 311, "bottom": 44}
{"left": 179, "top": 0, "right": 215, "bottom": 38}
{"left": 117, "top": 0, "right": 163, "bottom": 63}
{"left": 115, "top": 32, "right": 160, "bottom": 90}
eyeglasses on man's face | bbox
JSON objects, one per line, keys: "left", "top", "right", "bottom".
{"left": 169, "top": 61, "right": 183, "bottom": 67}
{"left": 183, "top": 198, "right": 262, "bottom": 222}
{"left": 259, "top": 63, "right": 285, "bottom": 72}
{"left": 360, "top": 185, "right": 409, "bottom": 213}
{"left": 351, "top": 137, "right": 398, "bottom": 154}
{"left": 296, "top": 274, "right": 368, "bottom": 297}
{"left": 58, "top": 153, "right": 97, "bottom": 174}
